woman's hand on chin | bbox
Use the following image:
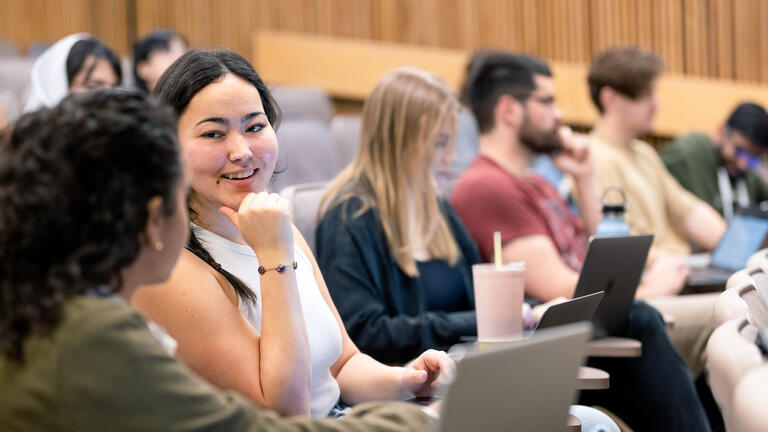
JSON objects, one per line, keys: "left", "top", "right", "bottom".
{"left": 219, "top": 192, "right": 294, "bottom": 261}
{"left": 400, "top": 349, "right": 455, "bottom": 399}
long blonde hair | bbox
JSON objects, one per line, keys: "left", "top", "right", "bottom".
{"left": 320, "top": 67, "right": 460, "bottom": 276}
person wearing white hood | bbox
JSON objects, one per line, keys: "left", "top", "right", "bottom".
{"left": 23, "top": 33, "right": 122, "bottom": 113}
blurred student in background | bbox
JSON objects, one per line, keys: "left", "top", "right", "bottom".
{"left": 586, "top": 45, "right": 726, "bottom": 256}
{"left": 24, "top": 33, "right": 121, "bottom": 112}
{"left": 661, "top": 102, "right": 768, "bottom": 221}
{"left": 133, "top": 29, "right": 189, "bottom": 93}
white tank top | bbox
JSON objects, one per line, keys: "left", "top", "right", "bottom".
{"left": 192, "top": 224, "right": 342, "bottom": 418}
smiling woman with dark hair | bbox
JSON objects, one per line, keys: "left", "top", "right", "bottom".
{"left": 131, "top": 49, "right": 451, "bottom": 419}
{"left": 0, "top": 89, "right": 433, "bottom": 432}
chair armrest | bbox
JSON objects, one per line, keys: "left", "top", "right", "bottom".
{"left": 577, "top": 366, "right": 610, "bottom": 390}
{"left": 663, "top": 313, "right": 675, "bottom": 330}
{"left": 586, "top": 337, "right": 642, "bottom": 358}
{"left": 566, "top": 413, "right": 582, "bottom": 432}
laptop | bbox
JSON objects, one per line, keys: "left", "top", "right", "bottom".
{"left": 433, "top": 323, "right": 592, "bottom": 432}
{"left": 687, "top": 208, "right": 768, "bottom": 286}
{"left": 533, "top": 291, "right": 605, "bottom": 333}
{"left": 573, "top": 234, "right": 653, "bottom": 339}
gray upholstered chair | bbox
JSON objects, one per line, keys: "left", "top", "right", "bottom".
{"left": 706, "top": 317, "right": 764, "bottom": 431}
{"left": 279, "top": 182, "right": 328, "bottom": 255}
{"left": 0, "top": 41, "right": 18, "bottom": 56}
{"left": 331, "top": 114, "right": 362, "bottom": 169}
{"left": 732, "top": 363, "right": 768, "bottom": 432}
{"left": 0, "top": 57, "right": 34, "bottom": 108}
{"left": 271, "top": 119, "right": 339, "bottom": 193}
{"left": 272, "top": 86, "right": 333, "bottom": 123}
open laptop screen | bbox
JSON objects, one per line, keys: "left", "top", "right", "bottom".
{"left": 711, "top": 214, "right": 768, "bottom": 271}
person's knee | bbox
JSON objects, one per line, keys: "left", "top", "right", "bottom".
{"left": 630, "top": 300, "right": 664, "bottom": 324}
{"left": 627, "top": 301, "right": 666, "bottom": 339}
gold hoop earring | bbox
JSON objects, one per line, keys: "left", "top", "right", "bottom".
{"left": 154, "top": 241, "right": 164, "bottom": 251}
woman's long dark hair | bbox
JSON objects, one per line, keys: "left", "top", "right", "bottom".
{"left": 0, "top": 90, "right": 181, "bottom": 361}
{"left": 153, "top": 49, "right": 282, "bottom": 304}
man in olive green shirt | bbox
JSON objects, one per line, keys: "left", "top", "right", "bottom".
{"left": 661, "top": 103, "right": 768, "bottom": 222}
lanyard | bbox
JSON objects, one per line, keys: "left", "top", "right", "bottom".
{"left": 717, "top": 167, "right": 750, "bottom": 222}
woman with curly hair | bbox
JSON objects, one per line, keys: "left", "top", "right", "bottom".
{"left": 0, "top": 90, "right": 433, "bottom": 431}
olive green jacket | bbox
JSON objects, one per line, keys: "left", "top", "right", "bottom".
{"left": 0, "top": 296, "right": 430, "bottom": 431}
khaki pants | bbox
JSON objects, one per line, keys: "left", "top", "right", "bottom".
{"left": 646, "top": 293, "right": 719, "bottom": 376}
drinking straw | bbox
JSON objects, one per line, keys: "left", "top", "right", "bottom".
{"left": 493, "top": 231, "right": 502, "bottom": 269}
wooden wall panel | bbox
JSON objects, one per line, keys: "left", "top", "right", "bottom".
{"left": 683, "top": 0, "right": 709, "bottom": 78}
{"left": 255, "top": 30, "right": 768, "bottom": 139}
{"left": 652, "top": 0, "right": 685, "bottom": 73}
{"left": 710, "top": 0, "right": 734, "bottom": 80}
{"left": 5, "top": 0, "right": 768, "bottom": 86}
{"left": 0, "top": 0, "right": 129, "bottom": 55}
{"left": 760, "top": 1, "right": 768, "bottom": 83}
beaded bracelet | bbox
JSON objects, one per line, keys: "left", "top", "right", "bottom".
{"left": 257, "top": 261, "right": 298, "bottom": 275}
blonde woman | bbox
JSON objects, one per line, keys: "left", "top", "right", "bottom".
{"left": 131, "top": 50, "right": 450, "bottom": 419}
{"left": 317, "top": 68, "right": 475, "bottom": 364}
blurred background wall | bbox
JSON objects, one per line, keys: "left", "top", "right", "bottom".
{"left": 3, "top": 0, "right": 768, "bottom": 84}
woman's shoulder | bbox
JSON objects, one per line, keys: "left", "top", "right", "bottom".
{"left": 133, "top": 249, "right": 239, "bottom": 312}
{"left": 181, "top": 249, "right": 241, "bottom": 304}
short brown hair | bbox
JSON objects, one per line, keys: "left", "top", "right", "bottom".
{"left": 587, "top": 45, "right": 664, "bottom": 113}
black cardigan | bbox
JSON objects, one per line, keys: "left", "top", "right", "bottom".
{"left": 316, "top": 197, "right": 479, "bottom": 364}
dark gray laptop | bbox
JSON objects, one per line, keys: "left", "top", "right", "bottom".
{"left": 433, "top": 323, "right": 592, "bottom": 432}
{"left": 533, "top": 291, "right": 605, "bottom": 332}
{"left": 687, "top": 208, "right": 768, "bottom": 286}
{"left": 573, "top": 235, "right": 653, "bottom": 339}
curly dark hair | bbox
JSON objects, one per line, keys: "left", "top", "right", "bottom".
{"left": 0, "top": 90, "right": 181, "bottom": 361}
{"left": 154, "top": 48, "right": 282, "bottom": 305}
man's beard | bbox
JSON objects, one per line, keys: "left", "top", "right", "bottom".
{"left": 519, "top": 116, "right": 563, "bottom": 155}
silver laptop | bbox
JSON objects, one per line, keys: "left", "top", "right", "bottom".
{"left": 433, "top": 323, "right": 591, "bottom": 432}
{"left": 687, "top": 208, "right": 768, "bottom": 286}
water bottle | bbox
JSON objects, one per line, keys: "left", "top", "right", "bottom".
{"left": 595, "top": 186, "right": 630, "bottom": 237}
